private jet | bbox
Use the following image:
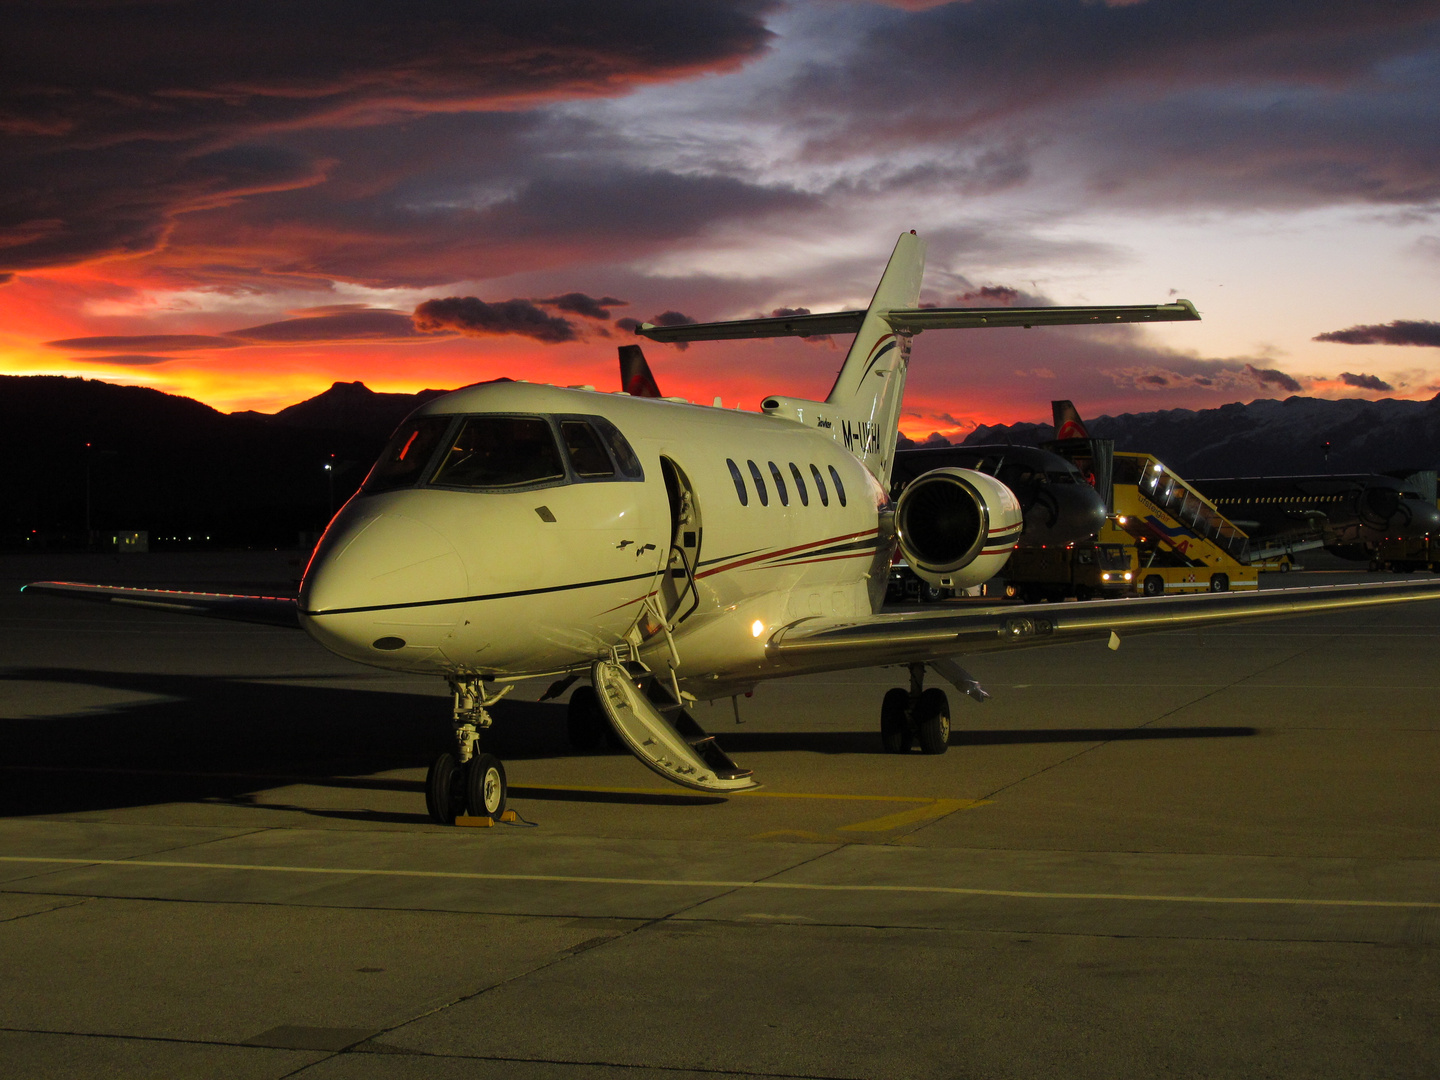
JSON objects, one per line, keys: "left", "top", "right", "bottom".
{"left": 27, "top": 232, "right": 1440, "bottom": 824}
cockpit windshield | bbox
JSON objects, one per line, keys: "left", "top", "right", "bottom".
{"left": 361, "top": 411, "right": 645, "bottom": 494}
{"left": 431, "top": 416, "right": 566, "bottom": 489}
{"left": 362, "top": 416, "right": 452, "bottom": 494}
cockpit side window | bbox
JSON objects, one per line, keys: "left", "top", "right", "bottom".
{"left": 588, "top": 416, "right": 644, "bottom": 480}
{"left": 560, "top": 420, "right": 614, "bottom": 478}
{"left": 363, "top": 416, "right": 454, "bottom": 494}
{"left": 430, "top": 416, "right": 566, "bottom": 490}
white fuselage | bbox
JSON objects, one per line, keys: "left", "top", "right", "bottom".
{"left": 299, "top": 382, "right": 892, "bottom": 697}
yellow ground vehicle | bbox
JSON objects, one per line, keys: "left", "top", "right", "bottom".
{"left": 1111, "top": 453, "right": 1258, "bottom": 595}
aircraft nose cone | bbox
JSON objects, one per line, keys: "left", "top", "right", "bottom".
{"left": 1022, "top": 484, "right": 1108, "bottom": 546}
{"left": 302, "top": 510, "right": 466, "bottom": 613}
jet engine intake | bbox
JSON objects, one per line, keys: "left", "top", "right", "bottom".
{"left": 896, "top": 468, "right": 1023, "bottom": 590}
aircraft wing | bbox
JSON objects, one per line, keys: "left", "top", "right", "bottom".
{"left": 636, "top": 301, "right": 1198, "bottom": 343}
{"left": 21, "top": 581, "right": 301, "bottom": 629}
{"left": 766, "top": 578, "right": 1440, "bottom": 673}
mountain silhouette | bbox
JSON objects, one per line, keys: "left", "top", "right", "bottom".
{"left": 963, "top": 395, "right": 1440, "bottom": 477}
{"left": 8, "top": 375, "right": 1440, "bottom": 548}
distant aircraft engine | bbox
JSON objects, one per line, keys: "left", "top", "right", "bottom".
{"left": 895, "top": 468, "right": 1023, "bottom": 590}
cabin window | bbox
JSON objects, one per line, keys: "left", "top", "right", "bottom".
{"left": 363, "top": 416, "right": 454, "bottom": 493}
{"left": 829, "top": 465, "right": 847, "bottom": 507}
{"left": 589, "top": 416, "right": 644, "bottom": 480}
{"left": 789, "top": 463, "right": 809, "bottom": 506}
{"left": 769, "top": 462, "right": 789, "bottom": 506}
{"left": 430, "top": 415, "right": 566, "bottom": 490}
{"left": 727, "top": 459, "right": 748, "bottom": 506}
{"left": 560, "top": 421, "right": 614, "bottom": 478}
{"left": 748, "top": 460, "right": 769, "bottom": 506}
{"left": 810, "top": 463, "right": 829, "bottom": 506}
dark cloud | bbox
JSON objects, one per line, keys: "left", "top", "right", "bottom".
{"left": 1315, "top": 320, "right": 1440, "bottom": 346}
{"left": 614, "top": 318, "right": 643, "bottom": 334}
{"left": 640, "top": 309, "right": 698, "bottom": 351}
{"left": 0, "top": 1, "right": 776, "bottom": 276}
{"left": 957, "top": 286, "right": 1020, "bottom": 306}
{"left": 228, "top": 310, "right": 449, "bottom": 344}
{"left": 785, "top": 0, "right": 1440, "bottom": 209}
{"left": 1247, "top": 365, "right": 1304, "bottom": 393}
{"left": 46, "top": 334, "right": 242, "bottom": 352}
{"left": 45, "top": 311, "right": 448, "bottom": 352}
{"left": 1339, "top": 371, "right": 1395, "bottom": 392}
{"left": 161, "top": 158, "right": 816, "bottom": 288}
{"left": 537, "top": 293, "right": 628, "bottom": 320}
{"left": 1107, "top": 359, "right": 1303, "bottom": 394}
{"left": 412, "top": 297, "right": 577, "bottom": 343}
{"left": 67, "top": 354, "right": 178, "bottom": 367}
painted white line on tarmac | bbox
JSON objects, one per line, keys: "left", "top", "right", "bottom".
{"left": 2, "top": 856, "right": 1438, "bottom": 909}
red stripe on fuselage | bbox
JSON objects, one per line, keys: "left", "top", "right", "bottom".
{"left": 696, "top": 528, "right": 879, "bottom": 579}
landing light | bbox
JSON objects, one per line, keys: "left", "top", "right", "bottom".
{"left": 751, "top": 620, "right": 765, "bottom": 638}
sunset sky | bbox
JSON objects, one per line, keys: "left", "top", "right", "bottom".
{"left": 4, "top": 0, "right": 1439, "bottom": 440}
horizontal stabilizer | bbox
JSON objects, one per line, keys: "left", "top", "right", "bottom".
{"left": 885, "top": 300, "right": 1199, "bottom": 332}
{"left": 637, "top": 300, "right": 1198, "bottom": 343}
{"left": 23, "top": 581, "right": 300, "bottom": 628}
{"left": 637, "top": 310, "right": 866, "bottom": 342}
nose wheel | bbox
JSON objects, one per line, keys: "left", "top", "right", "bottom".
{"left": 425, "top": 750, "right": 509, "bottom": 824}
{"left": 427, "top": 676, "right": 513, "bottom": 825}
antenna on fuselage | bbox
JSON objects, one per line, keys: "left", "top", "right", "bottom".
{"left": 618, "top": 345, "right": 663, "bottom": 398}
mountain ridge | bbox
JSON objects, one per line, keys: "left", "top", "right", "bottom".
{"left": 961, "top": 395, "right": 1440, "bottom": 476}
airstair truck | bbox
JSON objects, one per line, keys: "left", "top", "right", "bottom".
{"left": 1111, "top": 452, "right": 1258, "bottom": 595}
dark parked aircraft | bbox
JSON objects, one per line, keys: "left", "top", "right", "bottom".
{"left": 892, "top": 444, "right": 1107, "bottom": 548}
{"left": 1189, "top": 474, "right": 1440, "bottom": 560}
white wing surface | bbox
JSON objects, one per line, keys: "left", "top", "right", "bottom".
{"left": 22, "top": 581, "right": 300, "bottom": 629}
{"left": 765, "top": 579, "right": 1440, "bottom": 675}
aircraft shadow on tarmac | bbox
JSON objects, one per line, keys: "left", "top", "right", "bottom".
{"left": 0, "top": 666, "right": 1254, "bottom": 817}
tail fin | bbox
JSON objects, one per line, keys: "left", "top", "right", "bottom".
{"left": 1051, "top": 400, "right": 1090, "bottom": 440}
{"left": 823, "top": 231, "right": 927, "bottom": 484}
{"left": 619, "top": 344, "right": 662, "bottom": 398}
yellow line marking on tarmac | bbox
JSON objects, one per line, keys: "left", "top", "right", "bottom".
{"left": 522, "top": 784, "right": 944, "bottom": 804}
{"left": 839, "top": 799, "right": 989, "bottom": 832}
{"left": 3, "top": 856, "right": 1439, "bottom": 909}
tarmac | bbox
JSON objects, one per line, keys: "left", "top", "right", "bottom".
{"left": 2, "top": 550, "right": 1439, "bottom": 1079}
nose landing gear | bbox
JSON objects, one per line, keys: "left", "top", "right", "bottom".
{"left": 426, "top": 677, "right": 512, "bottom": 825}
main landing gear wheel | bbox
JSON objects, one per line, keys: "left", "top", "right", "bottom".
{"left": 914, "top": 688, "right": 951, "bottom": 755}
{"left": 466, "top": 753, "right": 507, "bottom": 819}
{"left": 425, "top": 751, "right": 467, "bottom": 825}
{"left": 567, "top": 685, "right": 609, "bottom": 752}
{"left": 881, "top": 688, "right": 911, "bottom": 753}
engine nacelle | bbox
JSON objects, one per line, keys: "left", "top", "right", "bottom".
{"left": 895, "top": 468, "right": 1023, "bottom": 590}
